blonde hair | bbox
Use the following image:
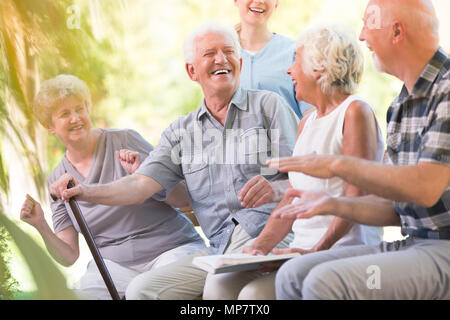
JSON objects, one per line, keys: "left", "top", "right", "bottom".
{"left": 296, "top": 24, "right": 364, "bottom": 95}
{"left": 33, "top": 74, "right": 92, "bottom": 128}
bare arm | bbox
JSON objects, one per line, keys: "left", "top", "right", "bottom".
{"left": 21, "top": 197, "right": 79, "bottom": 266}
{"left": 330, "top": 159, "right": 449, "bottom": 208}
{"left": 50, "top": 173, "right": 164, "bottom": 206}
{"left": 243, "top": 187, "right": 296, "bottom": 255}
{"left": 268, "top": 96, "right": 450, "bottom": 208}
{"left": 268, "top": 152, "right": 450, "bottom": 208}
{"left": 311, "top": 101, "right": 380, "bottom": 250}
{"left": 164, "top": 180, "right": 192, "bottom": 209}
{"left": 274, "top": 190, "right": 400, "bottom": 227}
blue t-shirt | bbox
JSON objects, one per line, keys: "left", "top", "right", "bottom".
{"left": 240, "top": 33, "right": 313, "bottom": 118}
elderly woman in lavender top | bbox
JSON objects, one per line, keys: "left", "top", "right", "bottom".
{"left": 20, "top": 74, "right": 205, "bottom": 299}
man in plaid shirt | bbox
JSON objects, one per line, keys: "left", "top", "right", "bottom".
{"left": 268, "top": 0, "right": 450, "bottom": 299}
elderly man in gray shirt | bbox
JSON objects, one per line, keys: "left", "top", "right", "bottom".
{"left": 51, "top": 21, "right": 299, "bottom": 299}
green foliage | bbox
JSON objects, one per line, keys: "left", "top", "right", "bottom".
{"left": 0, "top": 211, "right": 77, "bottom": 300}
{"left": 0, "top": 226, "right": 18, "bottom": 300}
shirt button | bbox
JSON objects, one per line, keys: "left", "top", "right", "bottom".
{"left": 231, "top": 209, "right": 237, "bottom": 214}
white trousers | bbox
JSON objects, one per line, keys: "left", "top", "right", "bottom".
{"left": 122, "top": 224, "right": 257, "bottom": 300}
{"left": 202, "top": 232, "right": 293, "bottom": 300}
{"left": 73, "top": 240, "right": 206, "bottom": 300}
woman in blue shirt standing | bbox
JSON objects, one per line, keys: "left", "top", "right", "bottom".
{"left": 234, "top": 0, "right": 312, "bottom": 118}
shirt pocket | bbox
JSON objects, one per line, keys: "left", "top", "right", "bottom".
{"left": 182, "top": 161, "right": 211, "bottom": 202}
{"left": 386, "top": 131, "right": 423, "bottom": 165}
{"left": 386, "top": 132, "right": 402, "bottom": 154}
{"left": 238, "top": 127, "right": 270, "bottom": 180}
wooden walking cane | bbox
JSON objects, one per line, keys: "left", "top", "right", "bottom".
{"left": 67, "top": 181, "right": 122, "bottom": 300}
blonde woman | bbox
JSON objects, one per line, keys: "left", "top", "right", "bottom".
{"left": 20, "top": 75, "right": 205, "bottom": 299}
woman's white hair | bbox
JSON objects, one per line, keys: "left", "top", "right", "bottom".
{"left": 183, "top": 20, "right": 241, "bottom": 64}
{"left": 296, "top": 24, "right": 364, "bottom": 95}
{"left": 33, "top": 74, "right": 92, "bottom": 128}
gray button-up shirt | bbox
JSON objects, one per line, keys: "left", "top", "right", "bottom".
{"left": 137, "top": 87, "right": 299, "bottom": 253}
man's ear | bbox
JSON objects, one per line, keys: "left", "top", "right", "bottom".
{"left": 391, "top": 20, "right": 405, "bottom": 44}
{"left": 185, "top": 63, "right": 197, "bottom": 81}
{"left": 239, "top": 57, "right": 243, "bottom": 72}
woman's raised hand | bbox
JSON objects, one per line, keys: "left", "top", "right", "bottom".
{"left": 20, "top": 194, "right": 46, "bottom": 229}
{"left": 117, "top": 149, "right": 141, "bottom": 175}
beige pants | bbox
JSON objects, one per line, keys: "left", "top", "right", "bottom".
{"left": 124, "top": 224, "right": 273, "bottom": 300}
{"left": 73, "top": 240, "right": 206, "bottom": 300}
{"left": 202, "top": 230, "right": 293, "bottom": 300}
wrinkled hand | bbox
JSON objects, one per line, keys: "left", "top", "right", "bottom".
{"left": 242, "top": 245, "right": 278, "bottom": 272}
{"left": 258, "top": 247, "right": 317, "bottom": 272}
{"left": 242, "top": 245, "right": 266, "bottom": 256}
{"left": 267, "top": 153, "right": 340, "bottom": 179}
{"left": 20, "top": 194, "right": 46, "bottom": 229}
{"left": 272, "top": 189, "right": 336, "bottom": 220}
{"left": 116, "top": 149, "right": 141, "bottom": 175}
{"left": 272, "top": 247, "right": 316, "bottom": 255}
{"left": 238, "top": 175, "right": 277, "bottom": 208}
{"left": 49, "top": 173, "right": 83, "bottom": 202}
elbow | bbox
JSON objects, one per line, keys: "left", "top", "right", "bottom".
{"left": 417, "top": 195, "right": 441, "bottom": 208}
{"left": 62, "top": 251, "right": 79, "bottom": 267}
{"left": 134, "top": 193, "right": 148, "bottom": 205}
{"left": 130, "top": 174, "right": 154, "bottom": 205}
{"left": 416, "top": 190, "right": 442, "bottom": 208}
{"left": 177, "top": 198, "right": 191, "bottom": 209}
{"left": 61, "top": 260, "right": 75, "bottom": 267}
{"left": 136, "top": 198, "right": 147, "bottom": 205}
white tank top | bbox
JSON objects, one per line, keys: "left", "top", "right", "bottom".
{"left": 288, "top": 95, "right": 385, "bottom": 250}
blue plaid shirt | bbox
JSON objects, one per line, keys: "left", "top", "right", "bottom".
{"left": 386, "top": 48, "right": 450, "bottom": 240}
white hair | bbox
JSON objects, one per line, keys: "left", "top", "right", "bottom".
{"left": 33, "top": 74, "right": 92, "bottom": 128}
{"left": 296, "top": 24, "right": 364, "bottom": 95}
{"left": 183, "top": 20, "right": 241, "bottom": 64}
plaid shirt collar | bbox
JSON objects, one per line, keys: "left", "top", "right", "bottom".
{"left": 397, "top": 48, "right": 448, "bottom": 103}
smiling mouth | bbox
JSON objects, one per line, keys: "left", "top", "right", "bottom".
{"left": 249, "top": 7, "right": 265, "bottom": 13}
{"left": 212, "top": 69, "right": 230, "bottom": 75}
{"left": 69, "top": 125, "right": 83, "bottom": 131}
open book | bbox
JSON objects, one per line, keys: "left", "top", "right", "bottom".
{"left": 192, "top": 252, "right": 300, "bottom": 274}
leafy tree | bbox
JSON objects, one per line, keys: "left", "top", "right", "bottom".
{"left": 0, "top": 211, "right": 76, "bottom": 299}
{"left": 0, "top": 0, "right": 111, "bottom": 298}
{"left": 0, "top": 225, "right": 18, "bottom": 299}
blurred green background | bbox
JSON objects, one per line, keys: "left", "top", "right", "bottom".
{"left": 0, "top": 0, "right": 448, "bottom": 298}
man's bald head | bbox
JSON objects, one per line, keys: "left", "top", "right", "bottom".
{"left": 367, "top": 0, "right": 439, "bottom": 43}
{"left": 361, "top": 0, "right": 441, "bottom": 90}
